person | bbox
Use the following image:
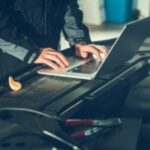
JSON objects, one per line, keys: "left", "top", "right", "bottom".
{"left": 0, "top": 0, "right": 108, "bottom": 72}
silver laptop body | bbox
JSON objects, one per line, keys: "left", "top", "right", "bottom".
{"left": 37, "top": 17, "right": 150, "bottom": 80}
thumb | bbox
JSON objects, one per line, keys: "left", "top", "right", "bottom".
{"left": 80, "top": 51, "right": 88, "bottom": 58}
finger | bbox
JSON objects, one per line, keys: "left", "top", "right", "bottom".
{"left": 75, "top": 45, "right": 89, "bottom": 59}
{"left": 92, "top": 45, "right": 108, "bottom": 57}
{"left": 42, "top": 49, "right": 69, "bottom": 67}
{"left": 81, "top": 51, "right": 88, "bottom": 58}
{"left": 41, "top": 48, "right": 69, "bottom": 65}
{"left": 42, "top": 58, "right": 59, "bottom": 70}
{"left": 44, "top": 53, "right": 67, "bottom": 68}
{"left": 76, "top": 45, "right": 98, "bottom": 59}
{"left": 34, "top": 57, "right": 59, "bottom": 70}
{"left": 81, "top": 46, "right": 101, "bottom": 59}
{"left": 76, "top": 50, "right": 88, "bottom": 58}
{"left": 48, "top": 51, "right": 69, "bottom": 66}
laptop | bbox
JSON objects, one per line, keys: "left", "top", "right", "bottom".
{"left": 37, "top": 17, "right": 150, "bottom": 80}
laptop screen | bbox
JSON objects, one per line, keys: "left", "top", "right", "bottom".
{"left": 97, "top": 17, "right": 150, "bottom": 76}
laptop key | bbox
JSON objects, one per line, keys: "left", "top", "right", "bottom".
{"left": 69, "top": 59, "right": 102, "bottom": 74}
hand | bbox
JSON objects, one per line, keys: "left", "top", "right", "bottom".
{"left": 75, "top": 44, "right": 108, "bottom": 60}
{"left": 34, "top": 48, "right": 69, "bottom": 69}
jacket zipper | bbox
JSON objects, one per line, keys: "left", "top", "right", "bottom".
{"left": 44, "top": 0, "right": 47, "bottom": 35}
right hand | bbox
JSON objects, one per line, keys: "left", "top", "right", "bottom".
{"left": 34, "top": 48, "right": 69, "bottom": 69}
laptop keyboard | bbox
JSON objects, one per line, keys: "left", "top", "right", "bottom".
{"left": 69, "top": 59, "right": 102, "bottom": 74}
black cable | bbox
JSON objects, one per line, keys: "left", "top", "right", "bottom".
{"left": 0, "top": 107, "right": 61, "bottom": 121}
{"left": 0, "top": 107, "right": 87, "bottom": 150}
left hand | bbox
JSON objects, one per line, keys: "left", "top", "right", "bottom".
{"left": 75, "top": 44, "right": 108, "bottom": 61}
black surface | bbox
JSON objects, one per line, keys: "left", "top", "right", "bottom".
{"left": 124, "top": 76, "right": 150, "bottom": 118}
{"left": 0, "top": 44, "right": 150, "bottom": 150}
{"left": 1, "top": 75, "right": 83, "bottom": 111}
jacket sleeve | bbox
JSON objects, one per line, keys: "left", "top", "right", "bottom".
{"left": 0, "top": 2, "right": 39, "bottom": 63}
{"left": 62, "top": 0, "right": 92, "bottom": 46}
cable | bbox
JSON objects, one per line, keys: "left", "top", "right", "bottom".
{"left": 43, "top": 130, "right": 83, "bottom": 150}
{"left": 0, "top": 107, "right": 62, "bottom": 121}
{"left": 0, "top": 107, "right": 86, "bottom": 150}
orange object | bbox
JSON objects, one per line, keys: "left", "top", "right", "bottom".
{"left": 8, "top": 76, "right": 22, "bottom": 91}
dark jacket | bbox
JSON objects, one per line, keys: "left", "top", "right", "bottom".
{"left": 0, "top": 0, "right": 91, "bottom": 63}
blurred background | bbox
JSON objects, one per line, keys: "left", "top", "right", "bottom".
{"left": 61, "top": 0, "right": 150, "bottom": 49}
